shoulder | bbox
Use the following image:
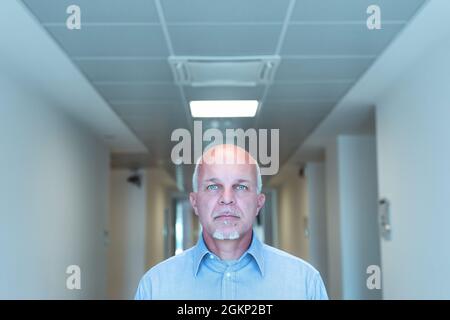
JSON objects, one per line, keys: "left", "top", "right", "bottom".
{"left": 260, "top": 244, "right": 328, "bottom": 299}
{"left": 135, "top": 247, "right": 197, "bottom": 299}
{"left": 145, "top": 246, "right": 196, "bottom": 279}
{"left": 140, "top": 246, "right": 197, "bottom": 283}
{"left": 261, "top": 243, "right": 321, "bottom": 277}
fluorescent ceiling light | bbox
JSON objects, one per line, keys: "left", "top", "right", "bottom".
{"left": 190, "top": 100, "right": 258, "bottom": 118}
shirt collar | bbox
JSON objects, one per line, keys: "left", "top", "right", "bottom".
{"left": 192, "top": 233, "right": 211, "bottom": 276}
{"left": 192, "top": 230, "right": 265, "bottom": 277}
{"left": 246, "top": 232, "right": 265, "bottom": 277}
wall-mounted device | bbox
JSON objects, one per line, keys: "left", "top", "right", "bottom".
{"left": 378, "top": 198, "right": 392, "bottom": 240}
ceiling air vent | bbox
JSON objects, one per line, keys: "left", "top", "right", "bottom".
{"left": 168, "top": 56, "right": 280, "bottom": 87}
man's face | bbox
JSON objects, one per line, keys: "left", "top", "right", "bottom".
{"left": 190, "top": 154, "right": 265, "bottom": 241}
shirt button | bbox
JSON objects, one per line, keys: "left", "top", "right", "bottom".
{"left": 226, "top": 272, "right": 231, "bottom": 277}
{"left": 209, "top": 254, "right": 214, "bottom": 259}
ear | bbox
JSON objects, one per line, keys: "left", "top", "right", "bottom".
{"left": 255, "top": 193, "right": 266, "bottom": 216}
{"left": 189, "top": 192, "right": 199, "bottom": 217}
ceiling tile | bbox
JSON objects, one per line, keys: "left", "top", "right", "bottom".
{"left": 169, "top": 25, "right": 281, "bottom": 56}
{"left": 116, "top": 104, "right": 190, "bottom": 161}
{"left": 112, "top": 102, "right": 183, "bottom": 116}
{"left": 267, "top": 83, "right": 351, "bottom": 101}
{"left": 22, "top": 0, "right": 159, "bottom": 23}
{"left": 282, "top": 24, "right": 404, "bottom": 55}
{"left": 291, "top": 0, "right": 426, "bottom": 22}
{"left": 258, "top": 107, "right": 328, "bottom": 147}
{"left": 76, "top": 59, "right": 173, "bottom": 82}
{"left": 162, "top": 0, "right": 290, "bottom": 23}
{"left": 46, "top": 25, "right": 168, "bottom": 56}
{"left": 259, "top": 108, "right": 331, "bottom": 130}
{"left": 275, "top": 57, "right": 374, "bottom": 81}
{"left": 96, "top": 83, "right": 179, "bottom": 101}
{"left": 122, "top": 115, "right": 183, "bottom": 133}
{"left": 263, "top": 101, "right": 334, "bottom": 116}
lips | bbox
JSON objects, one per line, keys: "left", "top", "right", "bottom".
{"left": 213, "top": 212, "right": 240, "bottom": 220}
{"left": 215, "top": 215, "right": 240, "bottom": 220}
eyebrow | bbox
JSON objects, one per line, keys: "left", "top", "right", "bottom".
{"left": 203, "top": 178, "right": 221, "bottom": 184}
{"left": 235, "top": 179, "right": 251, "bottom": 184}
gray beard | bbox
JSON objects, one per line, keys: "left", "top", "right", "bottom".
{"left": 213, "top": 230, "right": 240, "bottom": 240}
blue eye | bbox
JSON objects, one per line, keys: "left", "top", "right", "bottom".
{"left": 207, "top": 184, "right": 219, "bottom": 190}
{"left": 236, "top": 185, "right": 248, "bottom": 191}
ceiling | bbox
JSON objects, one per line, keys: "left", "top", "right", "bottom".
{"left": 21, "top": 0, "right": 426, "bottom": 188}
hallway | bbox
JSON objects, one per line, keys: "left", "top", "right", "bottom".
{"left": 1, "top": 0, "right": 449, "bottom": 299}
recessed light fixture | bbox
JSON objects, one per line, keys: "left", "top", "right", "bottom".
{"left": 189, "top": 100, "right": 259, "bottom": 118}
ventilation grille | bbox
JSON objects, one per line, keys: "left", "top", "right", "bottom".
{"left": 168, "top": 56, "right": 280, "bottom": 87}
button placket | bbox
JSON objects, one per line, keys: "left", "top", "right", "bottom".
{"left": 222, "top": 268, "right": 233, "bottom": 299}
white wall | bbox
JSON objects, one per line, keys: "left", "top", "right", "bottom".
{"left": 325, "top": 139, "right": 343, "bottom": 299}
{"left": 108, "top": 170, "right": 147, "bottom": 299}
{"left": 325, "top": 135, "right": 381, "bottom": 299}
{"left": 376, "top": 33, "right": 450, "bottom": 299}
{"left": 0, "top": 75, "right": 110, "bottom": 299}
{"left": 305, "top": 162, "right": 329, "bottom": 288}
{"left": 338, "top": 136, "right": 381, "bottom": 300}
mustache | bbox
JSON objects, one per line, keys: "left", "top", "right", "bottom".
{"left": 212, "top": 209, "right": 241, "bottom": 219}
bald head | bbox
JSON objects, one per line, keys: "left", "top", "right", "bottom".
{"left": 192, "top": 144, "right": 262, "bottom": 194}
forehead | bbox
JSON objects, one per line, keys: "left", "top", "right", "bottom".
{"left": 202, "top": 145, "right": 255, "bottom": 165}
{"left": 198, "top": 162, "right": 257, "bottom": 183}
{"left": 197, "top": 144, "right": 258, "bottom": 183}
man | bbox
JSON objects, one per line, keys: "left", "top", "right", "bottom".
{"left": 135, "top": 144, "right": 328, "bottom": 299}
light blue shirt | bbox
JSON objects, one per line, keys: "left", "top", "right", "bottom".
{"left": 135, "top": 231, "right": 328, "bottom": 300}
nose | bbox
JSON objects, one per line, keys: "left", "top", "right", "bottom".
{"left": 219, "top": 187, "right": 235, "bottom": 205}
